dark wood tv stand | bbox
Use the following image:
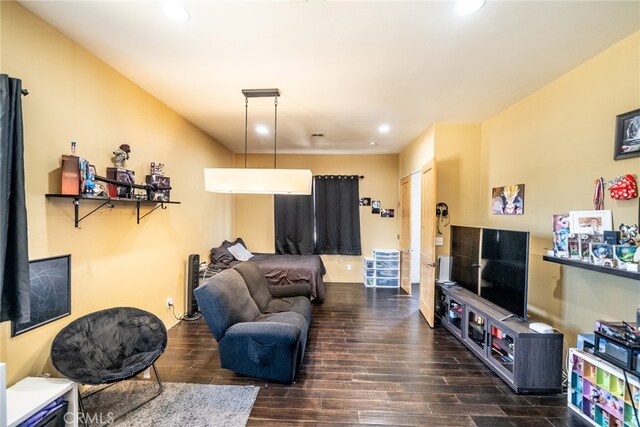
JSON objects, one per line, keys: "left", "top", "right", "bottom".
{"left": 436, "top": 283, "right": 563, "bottom": 394}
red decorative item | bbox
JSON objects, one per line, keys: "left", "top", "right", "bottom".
{"left": 610, "top": 174, "right": 637, "bottom": 200}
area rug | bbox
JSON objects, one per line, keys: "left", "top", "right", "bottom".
{"left": 82, "top": 381, "right": 259, "bottom": 427}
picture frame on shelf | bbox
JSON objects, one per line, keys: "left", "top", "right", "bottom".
{"left": 569, "top": 210, "right": 613, "bottom": 235}
{"left": 614, "top": 108, "right": 640, "bottom": 160}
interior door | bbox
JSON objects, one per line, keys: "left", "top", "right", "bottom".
{"left": 419, "top": 160, "right": 437, "bottom": 327}
{"left": 399, "top": 175, "right": 412, "bottom": 294}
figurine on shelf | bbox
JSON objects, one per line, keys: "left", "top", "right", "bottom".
{"left": 150, "top": 161, "right": 165, "bottom": 176}
{"left": 112, "top": 144, "right": 131, "bottom": 168}
{"left": 619, "top": 223, "right": 638, "bottom": 245}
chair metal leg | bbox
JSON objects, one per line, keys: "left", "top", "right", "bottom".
{"left": 80, "top": 364, "right": 164, "bottom": 424}
{"left": 77, "top": 388, "right": 88, "bottom": 427}
{"left": 112, "top": 364, "right": 164, "bottom": 422}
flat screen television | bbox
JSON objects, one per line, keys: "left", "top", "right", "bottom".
{"left": 479, "top": 228, "right": 529, "bottom": 319}
{"left": 450, "top": 226, "right": 480, "bottom": 294}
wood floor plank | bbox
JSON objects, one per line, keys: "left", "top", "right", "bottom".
{"left": 157, "top": 282, "right": 573, "bottom": 425}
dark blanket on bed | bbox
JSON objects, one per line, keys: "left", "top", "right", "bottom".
{"left": 250, "top": 254, "right": 326, "bottom": 302}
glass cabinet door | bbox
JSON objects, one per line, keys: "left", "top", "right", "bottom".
{"left": 466, "top": 309, "right": 487, "bottom": 353}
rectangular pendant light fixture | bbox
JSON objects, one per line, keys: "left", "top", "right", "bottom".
{"left": 204, "top": 168, "right": 312, "bottom": 195}
{"left": 204, "top": 88, "right": 313, "bottom": 195}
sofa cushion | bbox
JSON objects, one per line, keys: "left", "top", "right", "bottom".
{"left": 233, "top": 261, "right": 273, "bottom": 312}
{"left": 258, "top": 311, "right": 308, "bottom": 332}
{"left": 194, "top": 269, "right": 260, "bottom": 341}
{"left": 265, "top": 297, "right": 311, "bottom": 324}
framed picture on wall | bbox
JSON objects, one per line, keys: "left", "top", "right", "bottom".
{"left": 12, "top": 255, "right": 71, "bottom": 336}
{"left": 614, "top": 108, "right": 640, "bottom": 160}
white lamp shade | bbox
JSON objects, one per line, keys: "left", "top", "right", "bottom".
{"left": 204, "top": 168, "right": 313, "bottom": 195}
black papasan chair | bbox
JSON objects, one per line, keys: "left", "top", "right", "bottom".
{"left": 51, "top": 307, "right": 167, "bottom": 422}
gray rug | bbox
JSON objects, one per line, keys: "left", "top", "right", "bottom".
{"left": 82, "top": 381, "right": 259, "bottom": 427}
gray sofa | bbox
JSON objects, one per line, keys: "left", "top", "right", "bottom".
{"left": 195, "top": 261, "right": 311, "bottom": 383}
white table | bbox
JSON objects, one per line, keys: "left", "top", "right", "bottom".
{"left": 6, "top": 377, "right": 78, "bottom": 427}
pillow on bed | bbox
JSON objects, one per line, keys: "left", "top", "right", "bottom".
{"left": 228, "top": 243, "right": 254, "bottom": 261}
{"left": 210, "top": 238, "right": 248, "bottom": 267}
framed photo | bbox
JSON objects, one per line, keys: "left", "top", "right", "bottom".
{"left": 359, "top": 197, "right": 371, "bottom": 207}
{"left": 614, "top": 108, "right": 640, "bottom": 160}
{"left": 569, "top": 210, "right": 613, "bottom": 235}
{"left": 371, "top": 200, "right": 381, "bottom": 214}
{"left": 491, "top": 184, "right": 524, "bottom": 215}
{"left": 381, "top": 208, "right": 395, "bottom": 218}
{"left": 12, "top": 255, "right": 71, "bottom": 336}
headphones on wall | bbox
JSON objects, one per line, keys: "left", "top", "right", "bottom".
{"left": 436, "top": 202, "right": 449, "bottom": 218}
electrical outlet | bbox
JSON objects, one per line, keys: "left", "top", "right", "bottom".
{"left": 166, "top": 297, "right": 174, "bottom": 308}
{"left": 435, "top": 237, "right": 444, "bottom": 246}
{"left": 347, "top": 264, "right": 352, "bottom": 271}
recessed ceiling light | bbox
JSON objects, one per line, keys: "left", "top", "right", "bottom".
{"left": 256, "top": 125, "right": 269, "bottom": 135}
{"left": 456, "top": 0, "right": 486, "bottom": 16}
{"left": 370, "top": 142, "right": 377, "bottom": 146}
{"left": 163, "top": 0, "right": 190, "bottom": 22}
{"left": 378, "top": 124, "right": 390, "bottom": 133}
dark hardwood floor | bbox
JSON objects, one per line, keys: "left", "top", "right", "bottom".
{"left": 157, "top": 283, "right": 589, "bottom": 426}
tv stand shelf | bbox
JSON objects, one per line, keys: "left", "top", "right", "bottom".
{"left": 543, "top": 255, "right": 640, "bottom": 281}
{"left": 436, "top": 284, "right": 564, "bottom": 394}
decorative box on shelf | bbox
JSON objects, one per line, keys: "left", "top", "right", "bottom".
{"left": 363, "top": 249, "right": 400, "bottom": 288}
{"left": 106, "top": 167, "right": 135, "bottom": 199}
{"left": 145, "top": 174, "right": 171, "bottom": 202}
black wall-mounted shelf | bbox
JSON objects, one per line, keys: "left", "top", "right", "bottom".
{"left": 542, "top": 255, "right": 640, "bottom": 281}
{"left": 46, "top": 194, "right": 180, "bottom": 228}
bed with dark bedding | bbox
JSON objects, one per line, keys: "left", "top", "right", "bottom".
{"left": 209, "top": 239, "right": 326, "bottom": 302}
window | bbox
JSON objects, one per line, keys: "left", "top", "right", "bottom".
{"left": 274, "top": 175, "right": 361, "bottom": 256}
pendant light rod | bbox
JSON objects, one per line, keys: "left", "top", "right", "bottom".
{"left": 244, "top": 95, "right": 248, "bottom": 168}
{"left": 274, "top": 95, "right": 278, "bottom": 169}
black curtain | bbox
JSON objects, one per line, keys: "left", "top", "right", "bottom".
{"left": 0, "top": 74, "right": 30, "bottom": 323}
{"left": 314, "top": 175, "right": 361, "bottom": 255}
{"left": 274, "top": 194, "right": 315, "bottom": 255}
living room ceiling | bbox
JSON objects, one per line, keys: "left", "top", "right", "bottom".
{"left": 18, "top": 1, "right": 640, "bottom": 155}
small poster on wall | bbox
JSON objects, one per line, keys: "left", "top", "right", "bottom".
{"left": 359, "top": 197, "right": 371, "bottom": 206}
{"left": 491, "top": 184, "right": 525, "bottom": 215}
{"left": 381, "top": 209, "right": 395, "bottom": 218}
{"left": 371, "top": 200, "right": 381, "bottom": 214}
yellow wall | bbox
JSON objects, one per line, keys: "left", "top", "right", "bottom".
{"left": 478, "top": 32, "right": 640, "bottom": 341}
{"left": 433, "top": 124, "right": 482, "bottom": 257}
{"left": 399, "top": 126, "right": 435, "bottom": 178}
{"left": 0, "top": 2, "right": 234, "bottom": 385}
{"left": 398, "top": 123, "right": 482, "bottom": 257}
{"left": 234, "top": 153, "right": 399, "bottom": 282}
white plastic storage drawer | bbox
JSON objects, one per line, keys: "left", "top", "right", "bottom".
{"left": 364, "top": 277, "right": 375, "bottom": 287}
{"left": 375, "top": 260, "right": 399, "bottom": 269}
{"left": 364, "top": 258, "right": 374, "bottom": 269}
{"left": 375, "top": 269, "right": 399, "bottom": 278}
{"left": 365, "top": 269, "right": 375, "bottom": 278}
{"left": 375, "top": 277, "right": 399, "bottom": 287}
{"left": 373, "top": 249, "right": 400, "bottom": 259}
